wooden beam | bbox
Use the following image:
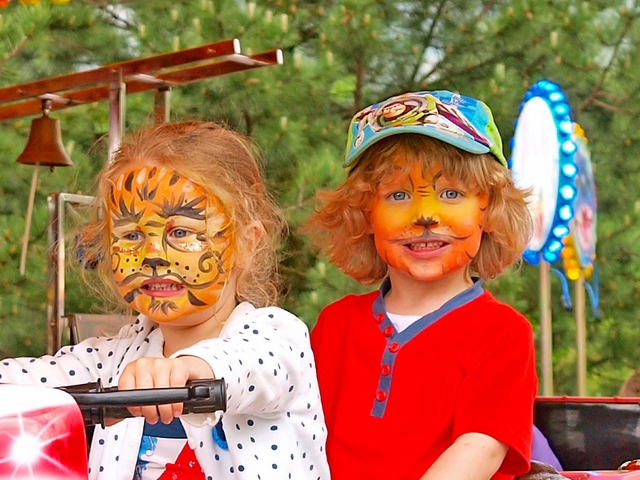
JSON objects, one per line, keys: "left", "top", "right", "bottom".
{"left": 0, "top": 38, "right": 240, "bottom": 104}
{"left": 0, "top": 48, "right": 282, "bottom": 121}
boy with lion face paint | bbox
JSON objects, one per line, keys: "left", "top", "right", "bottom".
{"left": 0, "top": 122, "right": 330, "bottom": 480}
{"left": 307, "top": 91, "right": 562, "bottom": 480}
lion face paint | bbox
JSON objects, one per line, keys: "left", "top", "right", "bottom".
{"left": 108, "top": 166, "right": 234, "bottom": 323}
{"left": 369, "top": 160, "right": 488, "bottom": 283}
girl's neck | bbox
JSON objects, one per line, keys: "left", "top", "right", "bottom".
{"left": 383, "top": 267, "right": 474, "bottom": 316}
{"left": 159, "top": 290, "right": 238, "bottom": 357}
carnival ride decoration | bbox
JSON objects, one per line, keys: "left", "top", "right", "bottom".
{"left": 510, "top": 79, "right": 603, "bottom": 397}
{"left": 510, "top": 79, "right": 578, "bottom": 266}
{"left": 0, "top": 384, "right": 87, "bottom": 480}
{"left": 0, "top": 379, "right": 226, "bottom": 480}
{"left": 561, "top": 123, "right": 599, "bottom": 319}
{"left": 510, "top": 79, "right": 578, "bottom": 396}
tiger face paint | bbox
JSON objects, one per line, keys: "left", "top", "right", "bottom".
{"left": 369, "top": 159, "right": 488, "bottom": 283}
{"left": 108, "top": 166, "right": 234, "bottom": 323}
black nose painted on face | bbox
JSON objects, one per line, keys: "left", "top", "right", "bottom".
{"left": 142, "top": 257, "right": 171, "bottom": 269}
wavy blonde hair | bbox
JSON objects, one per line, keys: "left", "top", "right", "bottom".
{"left": 306, "top": 134, "right": 533, "bottom": 284}
{"left": 80, "top": 121, "right": 286, "bottom": 308}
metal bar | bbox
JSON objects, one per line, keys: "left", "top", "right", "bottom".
{"left": 0, "top": 38, "right": 240, "bottom": 105}
{"left": 46, "top": 193, "right": 64, "bottom": 355}
{"left": 46, "top": 193, "right": 95, "bottom": 354}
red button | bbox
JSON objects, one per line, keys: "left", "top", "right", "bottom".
{"left": 375, "top": 314, "right": 384, "bottom": 324}
{"left": 381, "top": 364, "right": 391, "bottom": 376}
{"left": 388, "top": 342, "right": 400, "bottom": 353}
{"left": 376, "top": 390, "right": 387, "bottom": 402}
{"left": 383, "top": 326, "right": 393, "bottom": 337}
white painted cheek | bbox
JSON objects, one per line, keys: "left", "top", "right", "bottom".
{"left": 148, "top": 240, "right": 164, "bottom": 255}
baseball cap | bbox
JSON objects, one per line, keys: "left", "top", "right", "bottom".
{"left": 344, "top": 90, "right": 507, "bottom": 169}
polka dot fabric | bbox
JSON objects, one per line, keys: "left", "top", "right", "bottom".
{"left": 0, "top": 303, "right": 329, "bottom": 479}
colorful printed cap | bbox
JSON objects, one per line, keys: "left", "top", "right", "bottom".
{"left": 344, "top": 90, "right": 507, "bottom": 169}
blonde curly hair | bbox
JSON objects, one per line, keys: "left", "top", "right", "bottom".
{"left": 79, "top": 121, "right": 286, "bottom": 308}
{"left": 306, "top": 134, "right": 533, "bottom": 284}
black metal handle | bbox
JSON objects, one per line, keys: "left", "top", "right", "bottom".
{"left": 58, "top": 378, "right": 226, "bottom": 428}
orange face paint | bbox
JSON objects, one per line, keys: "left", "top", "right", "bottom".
{"left": 369, "top": 160, "right": 488, "bottom": 283}
{"left": 108, "top": 167, "right": 234, "bottom": 323}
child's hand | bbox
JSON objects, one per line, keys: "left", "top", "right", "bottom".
{"left": 118, "top": 356, "right": 214, "bottom": 425}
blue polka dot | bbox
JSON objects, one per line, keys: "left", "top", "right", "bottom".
{"left": 69, "top": 370, "right": 76, "bottom": 376}
{"left": 40, "top": 377, "right": 46, "bottom": 383}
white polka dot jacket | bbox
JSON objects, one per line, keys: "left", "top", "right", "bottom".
{"left": 0, "top": 302, "right": 330, "bottom": 479}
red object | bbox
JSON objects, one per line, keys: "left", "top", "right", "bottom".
{"left": 0, "top": 384, "right": 88, "bottom": 480}
{"left": 311, "top": 287, "right": 537, "bottom": 480}
{"left": 158, "top": 443, "right": 205, "bottom": 480}
{"left": 0, "top": 0, "right": 9, "bottom": 7}
{"left": 621, "top": 460, "right": 640, "bottom": 470}
{"left": 561, "top": 472, "right": 640, "bottom": 479}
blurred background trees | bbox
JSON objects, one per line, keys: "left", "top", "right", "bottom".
{"left": 1, "top": 0, "right": 639, "bottom": 396}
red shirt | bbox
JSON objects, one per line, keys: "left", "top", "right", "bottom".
{"left": 310, "top": 281, "right": 537, "bottom": 480}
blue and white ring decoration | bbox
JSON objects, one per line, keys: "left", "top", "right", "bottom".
{"left": 509, "top": 79, "right": 578, "bottom": 265}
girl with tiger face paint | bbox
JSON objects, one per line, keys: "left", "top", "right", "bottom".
{"left": 109, "top": 166, "right": 235, "bottom": 323}
{"left": 0, "top": 122, "right": 330, "bottom": 480}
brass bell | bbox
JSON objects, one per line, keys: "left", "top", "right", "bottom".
{"left": 16, "top": 101, "right": 73, "bottom": 168}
